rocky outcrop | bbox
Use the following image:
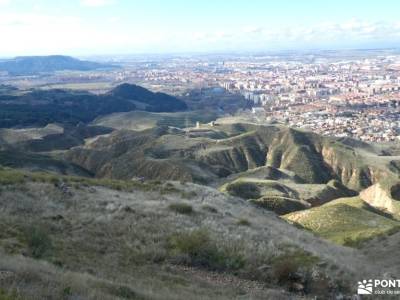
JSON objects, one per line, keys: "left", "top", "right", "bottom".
{"left": 321, "top": 144, "right": 394, "bottom": 191}
{"left": 360, "top": 183, "right": 400, "bottom": 217}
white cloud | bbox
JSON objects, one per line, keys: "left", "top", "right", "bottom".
{"left": 0, "top": 12, "right": 128, "bottom": 55}
{"left": 242, "top": 20, "right": 399, "bottom": 44}
{"left": 175, "top": 19, "right": 400, "bottom": 52}
{"left": 0, "top": 13, "right": 399, "bottom": 55}
{"left": 80, "top": 0, "right": 115, "bottom": 7}
{"left": 242, "top": 26, "right": 264, "bottom": 34}
{"left": 0, "top": 0, "right": 10, "bottom": 6}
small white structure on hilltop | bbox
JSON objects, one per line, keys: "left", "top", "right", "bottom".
{"left": 252, "top": 107, "right": 265, "bottom": 114}
{"left": 196, "top": 121, "right": 200, "bottom": 129}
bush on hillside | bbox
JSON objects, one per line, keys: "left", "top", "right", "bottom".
{"left": 24, "top": 226, "right": 53, "bottom": 259}
{"left": 168, "top": 203, "right": 194, "bottom": 215}
{"left": 167, "top": 229, "right": 244, "bottom": 271}
{"left": 226, "top": 181, "right": 260, "bottom": 199}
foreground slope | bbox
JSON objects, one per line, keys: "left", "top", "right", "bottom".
{"left": 0, "top": 168, "right": 388, "bottom": 299}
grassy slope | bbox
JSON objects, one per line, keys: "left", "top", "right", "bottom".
{"left": 0, "top": 124, "right": 64, "bottom": 145}
{"left": 284, "top": 197, "right": 400, "bottom": 246}
{"left": 0, "top": 168, "right": 382, "bottom": 299}
{"left": 0, "top": 150, "right": 92, "bottom": 177}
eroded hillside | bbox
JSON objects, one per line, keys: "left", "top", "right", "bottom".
{"left": 65, "top": 122, "right": 400, "bottom": 191}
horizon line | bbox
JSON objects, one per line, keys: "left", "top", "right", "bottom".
{"left": 1, "top": 47, "right": 400, "bottom": 60}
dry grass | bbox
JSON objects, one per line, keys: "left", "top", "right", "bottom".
{"left": 0, "top": 178, "right": 390, "bottom": 298}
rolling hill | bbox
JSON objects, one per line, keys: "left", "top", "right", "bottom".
{"left": 106, "top": 83, "right": 188, "bottom": 112}
{"left": 0, "top": 84, "right": 187, "bottom": 127}
{"left": 0, "top": 55, "right": 115, "bottom": 75}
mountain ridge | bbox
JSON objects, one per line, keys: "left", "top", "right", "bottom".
{"left": 0, "top": 55, "right": 115, "bottom": 75}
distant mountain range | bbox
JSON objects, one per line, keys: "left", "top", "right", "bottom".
{"left": 0, "top": 55, "right": 116, "bottom": 75}
{"left": 0, "top": 83, "right": 187, "bottom": 127}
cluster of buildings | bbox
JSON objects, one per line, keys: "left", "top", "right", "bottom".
{"left": 3, "top": 51, "right": 400, "bottom": 143}
{"left": 114, "top": 53, "right": 400, "bottom": 142}
{"left": 228, "top": 58, "right": 400, "bottom": 142}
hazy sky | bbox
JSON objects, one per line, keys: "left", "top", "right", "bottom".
{"left": 1, "top": 0, "right": 400, "bottom": 56}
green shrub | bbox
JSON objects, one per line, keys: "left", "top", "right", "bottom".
{"left": 61, "top": 287, "right": 72, "bottom": 298}
{"left": 0, "top": 169, "right": 25, "bottom": 185}
{"left": 24, "top": 226, "right": 53, "bottom": 259}
{"left": 108, "top": 285, "right": 139, "bottom": 299}
{"left": 237, "top": 218, "right": 251, "bottom": 226}
{"left": 226, "top": 182, "right": 260, "bottom": 199}
{"left": 0, "top": 289, "right": 21, "bottom": 300}
{"left": 202, "top": 205, "right": 218, "bottom": 213}
{"left": 180, "top": 191, "right": 197, "bottom": 199}
{"left": 342, "top": 236, "right": 365, "bottom": 248}
{"left": 161, "top": 184, "right": 180, "bottom": 194}
{"left": 272, "top": 258, "right": 301, "bottom": 285}
{"left": 271, "top": 250, "right": 319, "bottom": 286}
{"left": 167, "top": 229, "right": 244, "bottom": 271}
{"left": 168, "top": 203, "right": 194, "bottom": 215}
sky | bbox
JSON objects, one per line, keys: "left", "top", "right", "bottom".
{"left": 1, "top": 0, "right": 400, "bottom": 56}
